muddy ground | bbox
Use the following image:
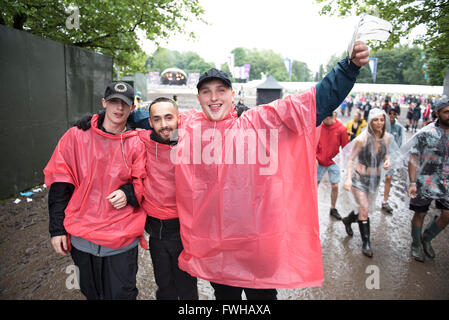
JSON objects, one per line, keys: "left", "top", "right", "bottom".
{"left": 1, "top": 176, "right": 448, "bottom": 300}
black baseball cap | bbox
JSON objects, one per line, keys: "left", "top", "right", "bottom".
{"left": 197, "top": 68, "right": 232, "bottom": 90}
{"left": 435, "top": 96, "right": 449, "bottom": 112}
{"left": 388, "top": 105, "right": 400, "bottom": 114}
{"left": 104, "top": 81, "right": 135, "bottom": 106}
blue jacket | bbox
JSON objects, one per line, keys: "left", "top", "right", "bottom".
{"left": 315, "top": 58, "right": 360, "bottom": 125}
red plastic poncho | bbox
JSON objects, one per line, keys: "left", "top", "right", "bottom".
{"left": 43, "top": 114, "right": 148, "bottom": 249}
{"left": 175, "top": 87, "right": 323, "bottom": 289}
{"left": 316, "top": 120, "right": 349, "bottom": 166}
{"left": 138, "top": 130, "right": 178, "bottom": 220}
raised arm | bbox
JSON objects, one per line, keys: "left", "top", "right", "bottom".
{"left": 316, "top": 41, "right": 369, "bottom": 126}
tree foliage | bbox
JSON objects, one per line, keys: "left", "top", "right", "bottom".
{"left": 224, "top": 47, "right": 312, "bottom": 82}
{"left": 326, "top": 46, "right": 439, "bottom": 85}
{"left": 148, "top": 48, "right": 215, "bottom": 74}
{"left": 315, "top": 0, "right": 449, "bottom": 85}
{"left": 0, "top": 0, "right": 205, "bottom": 74}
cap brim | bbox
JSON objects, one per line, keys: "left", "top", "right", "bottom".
{"left": 105, "top": 94, "right": 133, "bottom": 106}
{"left": 197, "top": 76, "right": 232, "bottom": 90}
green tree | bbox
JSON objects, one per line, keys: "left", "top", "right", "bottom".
{"left": 356, "top": 46, "right": 427, "bottom": 84}
{"left": 291, "top": 60, "right": 312, "bottom": 82}
{"left": 230, "top": 48, "right": 313, "bottom": 82}
{"left": 0, "top": 0, "right": 205, "bottom": 75}
{"left": 315, "top": 0, "right": 449, "bottom": 85}
{"left": 314, "top": 64, "right": 325, "bottom": 82}
{"left": 149, "top": 48, "right": 214, "bottom": 74}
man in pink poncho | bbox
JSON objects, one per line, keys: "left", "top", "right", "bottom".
{"left": 173, "top": 42, "right": 370, "bottom": 299}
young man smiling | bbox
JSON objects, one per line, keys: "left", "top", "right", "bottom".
{"left": 137, "top": 98, "right": 199, "bottom": 300}
{"left": 76, "top": 97, "right": 199, "bottom": 299}
{"left": 44, "top": 81, "right": 147, "bottom": 300}
{"left": 174, "top": 41, "right": 370, "bottom": 299}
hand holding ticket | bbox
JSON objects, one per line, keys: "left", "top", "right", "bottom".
{"left": 348, "top": 15, "right": 393, "bottom": 59}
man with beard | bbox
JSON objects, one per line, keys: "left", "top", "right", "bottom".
{"left": 408, "top": 96, "right": 449, "bottom": 262}
{"left": 137, "top": 98, "right": 199, "bottom": 299}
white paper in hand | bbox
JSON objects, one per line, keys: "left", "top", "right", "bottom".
{"left": 348, "top": 15, "right": 393, "bottom": 58}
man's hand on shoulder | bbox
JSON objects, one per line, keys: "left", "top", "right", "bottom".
{"left": 73, "top": 114, "right": 93, "bottom": 131}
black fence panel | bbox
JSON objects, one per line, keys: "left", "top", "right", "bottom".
{"left": 0, "top": 25, "right": 112, "bottom": 199}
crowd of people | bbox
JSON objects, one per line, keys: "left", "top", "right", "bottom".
{"left": 340, "top": 93, "right": 440, "bottom": 132}
{"left": 318, "top": 94, "right": 448, "bottom": 260}
{"left": 42, "top": 39, "right": 448, "bottom": 301}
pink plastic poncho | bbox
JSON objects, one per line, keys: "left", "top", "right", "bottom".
{"left": 138, "top": 130, "right": 178, "bottom": 220}
{"left": 175, "top": 87, "right": 323, "bottom": 289}
{"left": 44, "top": 115, "right": 148, "bottom": 249}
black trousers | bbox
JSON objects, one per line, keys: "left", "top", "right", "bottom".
{"left": 210, "top": 282, "right": 277, "bottom": 300}
{"left": 146, "top": 217, "right": 198, "bottom": 300}
{"left": 70, "top": 246, "right": 139, "bottom": 300}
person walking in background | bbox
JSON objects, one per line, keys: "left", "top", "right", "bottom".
{"left": 235, "top": 99, "right": 250, "bottom": 117}
{"left": 422, "top": 103, "right": 432, "bottom": 127}
{"left": 382, "top": 105, "right": 405, "bottom": 214}
{"left": 392, "top": 101, "right": 401, "bottom": 116}
{"left": 317, "top": 112, "right": 349, "bottom": 220}
{"left": 340, "top": 99, "right": 347, "bottom": 117}
{"left": 346, "top": 111, "right": 367, "bottom": 142}
{"left": 362, "top": 100, "right": 372, "bottom": 121}
{"left": 407, "top": 97, "right": 449, "bottom": 262}
{"left": 346, "top": 95, "right": 354, "bottom": 116}
{"left": 405, "top": 103, "right": 413, "bottom": 131}
{"left": 382, "top": 99, "right": 391, "bottom": 113}
{"left": 411, "top": 102, "right": 421, "bottom": 132}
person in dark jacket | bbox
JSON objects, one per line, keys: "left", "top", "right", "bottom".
{"left": 411, "top": 102, "right": 421, "bottom": 132}
{"left": 235, "top": 99, "right": 250, "bottom": 117}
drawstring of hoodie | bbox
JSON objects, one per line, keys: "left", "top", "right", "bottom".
{"left": 120, "top": 133, "right": 129, "bottom": 169}
{"left": 156, "top": 142, "right": 158, "bottom": 159}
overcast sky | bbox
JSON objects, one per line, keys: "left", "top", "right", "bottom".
{"left": 141, "top": 0, "right": 360, "bottom": 73}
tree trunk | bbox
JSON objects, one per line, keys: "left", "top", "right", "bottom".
{"left": 444, "top": 68, "right": 449, "bottom": 96}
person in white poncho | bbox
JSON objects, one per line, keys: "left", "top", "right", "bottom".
{"left": 341, "top": 108, "right": 392, "bottom": 257}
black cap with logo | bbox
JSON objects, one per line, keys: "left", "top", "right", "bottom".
{"left": 104, "top": 82, "right": 135, "bottom": 106}
{"left": 197, "top": 68, "right": 232, "bottom": 90}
